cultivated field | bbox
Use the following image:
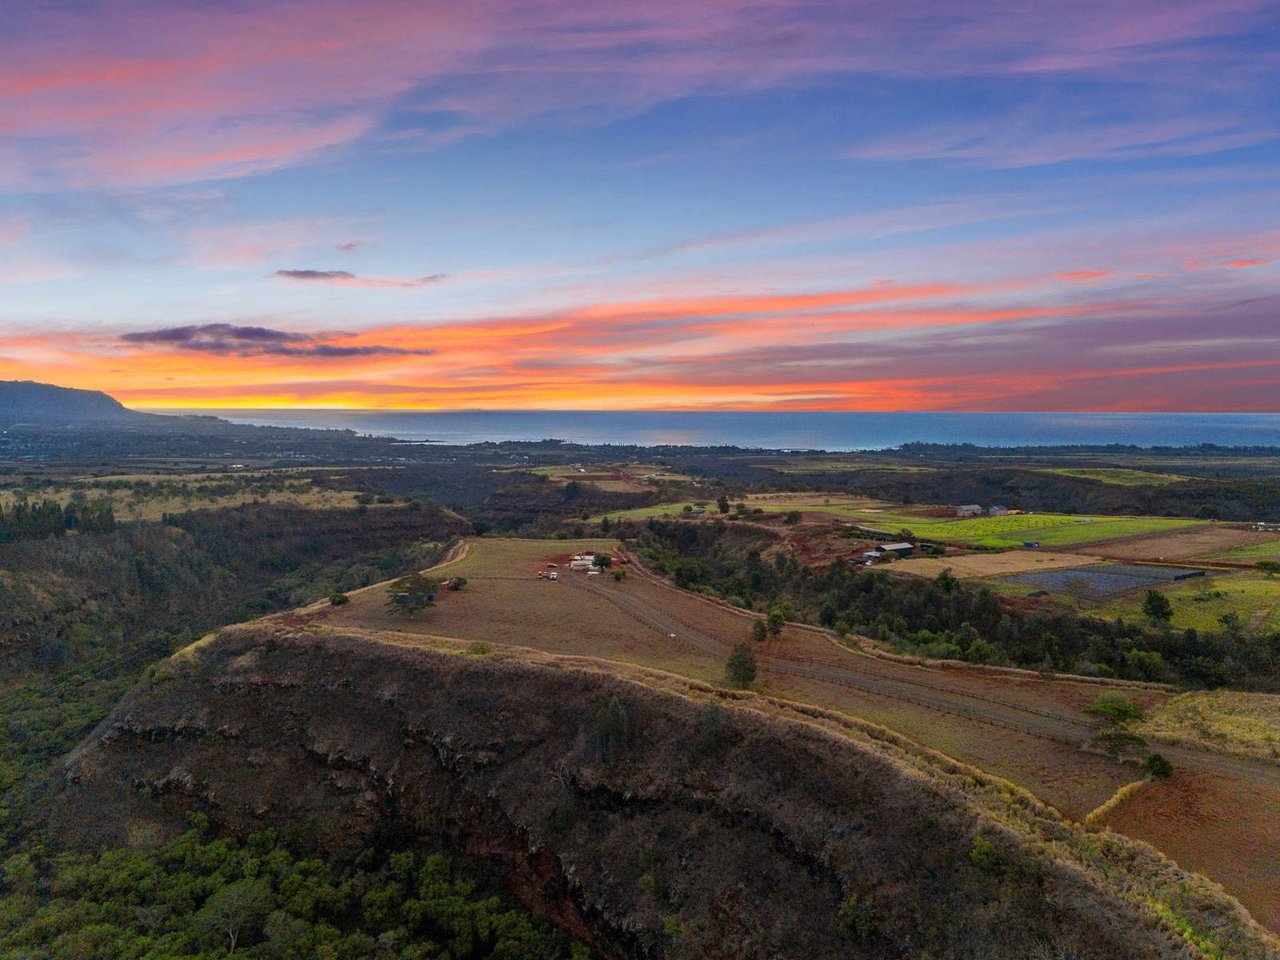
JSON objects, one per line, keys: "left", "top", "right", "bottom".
{"left": 890, "top": 550, "right": 1100, "bottom": 580}
{"left": 308, "top": 537, "right": 1153, "bottom": 816}
{"left": 1101, "top": 770, "right": 1280, "bottom": 932}
{"left": 1140, "top": 690, "right": 1280, "bottom": 764}
{"left": 1005, "top": 564, "right": 1210, "bottom": 602}
{"left": 292, "top": 536, "right": 1280, "bottom": 933}
{"left": 1092, "top": 525, "right": 1280, "bottom": 562}
{"left": 889, "top": 513, "right": 1206, "bottom": 548}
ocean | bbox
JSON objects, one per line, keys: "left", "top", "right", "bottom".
{"left": 146, "top": 410, "right": 1280, "bottom": 451}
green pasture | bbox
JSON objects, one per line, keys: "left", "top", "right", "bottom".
{"left": 1033, "top": 467, "right": 1194, "bottom": 486}
{"left": 1213, "top": 539, "right": 1280, "bottom": 563}
{"left": 1096, "top": 572, "right": 1280, "bottom": 632}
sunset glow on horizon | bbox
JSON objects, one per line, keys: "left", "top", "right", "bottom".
{"left": 2, "top": 1, "right": 1278, "bottom": 411}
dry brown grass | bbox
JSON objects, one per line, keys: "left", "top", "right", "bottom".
{"left": 1139, "top": 691, "right": 1280, "bottom": 765}
{"left": 891, "top": 550, "right": 1102, "bottom": 580}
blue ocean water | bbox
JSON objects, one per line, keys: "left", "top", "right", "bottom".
{"left": 149, "top": 409, "right": 1280, "bottom": 451}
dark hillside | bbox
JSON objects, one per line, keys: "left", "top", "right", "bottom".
{"left": 55, "top": 627, "right": 1280, "bottom": 960}
{"left": 0, "top": 380, "right": 138, "bottom": 425}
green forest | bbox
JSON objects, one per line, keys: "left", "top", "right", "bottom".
{"left": 0, "top": 819, "right": 583, "bottom": 960}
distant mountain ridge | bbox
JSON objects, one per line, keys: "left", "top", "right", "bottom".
{"left": 0, "top": 380, "right": 140, "bottom": 425}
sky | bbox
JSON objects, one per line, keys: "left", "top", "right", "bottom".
{"left": 0, "top": 0, "right": 1278, "bottom": 412}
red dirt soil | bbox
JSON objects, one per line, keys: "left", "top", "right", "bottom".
{"left": 1102, "top": 770, "right": 1280, "bottom": 932}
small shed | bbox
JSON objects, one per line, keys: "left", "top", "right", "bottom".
{"left": 989, "top": 505, "right": 1010, "bottom": 516}
{"left": 878, "top": 542, "right": 915, "bottom": 557}
{"left": 957, "top": 504, "right": 983, "bottom": 518}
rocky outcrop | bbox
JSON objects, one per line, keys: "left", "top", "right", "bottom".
{"left": 56, "top": 627, "right": 1279, "bottom": 960}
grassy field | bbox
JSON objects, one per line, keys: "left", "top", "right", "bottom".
{"left": 1096, "top": 571, "right": 1280, "bottom": 631}
{"left": 591, "top": 493, "right": 892, "bottom": 522}
{"left": 1139, "top": 690, "right": 1280, "bottom": 764}
{"left": 1213, "top": 538, "right": 1280, "bottom": 563}
{"left": 0, "top": 470, "right": 374, "bottom": 520}
{"left": 520, "top": 464, "right": 657, "bottom": 493}
{"left": 1034, "top": 467, "right": 1194, "bottom": 486}
{"left": 769, "top": 458, "right": 938, "bottom": 475}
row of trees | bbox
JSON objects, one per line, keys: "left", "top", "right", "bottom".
{"left": 0, "top": 498, "right": 114, "bottom": 544}
{"left": 635, "top": 519, "right": 1280, "bottom": 689}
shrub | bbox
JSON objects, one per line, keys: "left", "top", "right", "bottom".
{"left": 836, "top": 893, "right": 876, "bottom": 942}
{"left": 328, "top": 593, "right": 350, "bottom": 606}
{"left": 968, "top": 834, "right": 1000, "bottom": 875}
{"left": 1143, "top": 752, "right": 1174, "bottom": 779}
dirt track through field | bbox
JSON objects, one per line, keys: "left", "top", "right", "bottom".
{"left": 313, "top": 537, "right": 1280, "bottom": 930}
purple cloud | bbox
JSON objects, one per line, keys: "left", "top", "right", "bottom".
{"left": 120, "top": 323, "right": 433, "bottom": 358}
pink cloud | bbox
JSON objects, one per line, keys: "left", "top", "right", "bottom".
{"left": 1, "top": 0, "right": 1274, "bottom": 187}
{"left": 0, "top": 216, "right": 29, "bottom": 244}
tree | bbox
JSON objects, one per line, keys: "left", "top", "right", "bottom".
{"left": 751, "top": 619, "right": 768, "bottom": 643}
{"left": 1086, "top": 692, "right": 1148, "bottom": 759}
{"left": 717, "top": 495, "right": 730, "bottom": 514}
{"left": 600, "top": 515, "right": 612, "bottom": 533}
{"left": 726, "top": 642, "right": 757, "bottom": 688}
{"left": 1142, "top": 589, "right": 1173, "bottom": 623}
{"left": 593, "top": 553, "right": 613, "bottom": 569}
{"left": 387, "top": 572, "right": 434, "bottom": 617}
{"left": 767, "top": 608, "right": 785, "bottom": 637}
{"left": 198, "top": 878, "right": 271, "bottom": 954}
{"left": 588, "top": 696, "right": 632, "bottom": 764}
{"left": 1257, "top": 560, "right": 1280, "bottom": 578}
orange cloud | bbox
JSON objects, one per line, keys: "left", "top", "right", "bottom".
{"left": 5, "top": 265, "right": 1273, "bottom": 413}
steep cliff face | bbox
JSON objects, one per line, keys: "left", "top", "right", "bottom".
{"left": 57, "top": 627, "right": 1277, "bottom": 960}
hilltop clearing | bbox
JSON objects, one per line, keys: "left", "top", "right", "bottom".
{"left": 298, "top": 537, "right": 1280, "bottom": 930}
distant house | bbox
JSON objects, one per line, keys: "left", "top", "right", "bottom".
{"left": 989, "top": 505, "right": 1010, "bottom": 516}
{"left": 1254, "top": 521, "right": 1280, "bottom": 533}
{"left": 878, "top": 542, "right": 915, "bottom": 557}
{"left": 957, "top": 504, "right": 983, "bottom": 517}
